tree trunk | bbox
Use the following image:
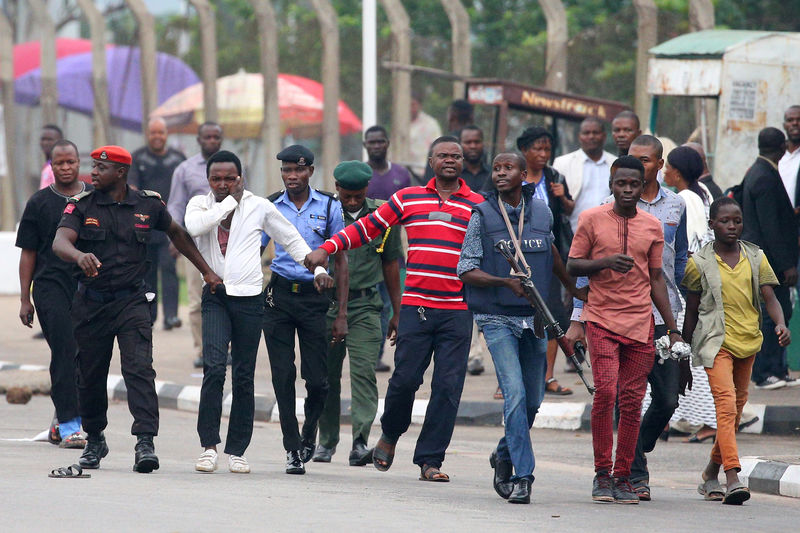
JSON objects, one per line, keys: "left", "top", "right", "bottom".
{"left": 378, "top": 0, "right": 411, "bottom": 166}
{"left": 75, "top": 0, "right": 112, "bottom": 146}
{"left": 689, "top": 0, "right": 716, "bottom": 158}
{"left": 439, "top": 0, "right": 470, "bottom": 99}
{"left": 26, "top": 0, "right": 58, "bottom": 125}
{"left": 633, "top": 0, "right": 657, "bottom": 129}
{"left": 537, "top": 0, "right": 567, "bottom": 92}
{"left": 0, "top": 10, "right": 17, "bottom": 229}
{"left": 123, "top": 0, "right": 158, "bottom": 137}
{"left": 188, "top": 1, "right": 218, "bottom": 123}
{"left": 247, "top": 0, "right": 281, "bottom": 196}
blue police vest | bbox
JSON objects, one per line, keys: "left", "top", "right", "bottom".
{"left": 464, "top": 190, "right": 554, "bottom": 316}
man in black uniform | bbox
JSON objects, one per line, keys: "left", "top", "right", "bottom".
{"left": 53, "top": 145, "right": 222, "bottom": 473}
{"left": 17, "top": 139, "right": 90, "bottom": 448}
{"left": 128, "top": 117, "right": 186, "bottom": 328}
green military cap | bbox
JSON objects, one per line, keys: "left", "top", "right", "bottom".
{"left": 334, "top": 160, "right": 373, "bottom": 190}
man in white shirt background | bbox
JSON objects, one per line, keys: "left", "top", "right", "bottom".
{"left": 185, "top": 150, "right": 331, "bottom": 475}
{"left": 779, "top": 105, "right": 800, "bottom": 214}
{"left": 553, "top": 117, "right": 617, "bottom": 231}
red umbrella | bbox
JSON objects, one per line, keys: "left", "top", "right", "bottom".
{"left": 13, "top": 38, "right": 102, "bottom": 78}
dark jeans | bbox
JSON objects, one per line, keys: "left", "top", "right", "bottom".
{"left": 262, "top": 282, "right": 330, "bottom": 451}
{"left": 144, "top": 237, "right": 179, "bottom": 324}
{"left": 381, "top": 305, "right": 472, "bottom": 468}
{"left": 33, "top": 280, "right": 79, "bottom": 423}
{"left": 631, "top": 324, "right": 680, "bottom": 482}
{"left": 71, "top": 289, "right": 158, "bottom": 436}
{"left": 376, "top": 281, "right": 391, "bottom": 362}
{"left": 752, "top": 284, "right": 792, "bottom": 384}
{"left": 197, "top": 286, "right": 263, "bottom": 456}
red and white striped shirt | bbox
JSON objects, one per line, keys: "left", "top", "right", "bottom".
{"left": 321, "top": 178, "right": 484, "bottom": 309}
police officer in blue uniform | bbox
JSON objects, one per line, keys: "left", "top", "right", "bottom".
{"left": 262, "top": 145, "right": 349, "bottom": 475}
{"left": 53, "top": 145, "right": 222, "bottom": 473}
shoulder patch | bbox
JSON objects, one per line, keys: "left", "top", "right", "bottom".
{"left": 315, "top": 189, "right": 338, "bottom": 200}
{"left": 267, "top": 190, "right": 284, "bottom": 203}
{"left": 67, "top": 190, "right": 93, "bottom": 203}
{"left": 140, "top": 189, "right": 162, "bottom": 199}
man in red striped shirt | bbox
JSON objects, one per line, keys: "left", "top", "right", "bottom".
{"left": 305, "top": 136, "right": 484, "bottom": 481}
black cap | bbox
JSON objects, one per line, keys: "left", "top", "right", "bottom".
{"left": 276, "top": 144, "right": 314, "bottom": 166}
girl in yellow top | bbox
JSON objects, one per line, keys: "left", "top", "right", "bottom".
{"left": 682, "top": 197, "right": 790, "bottom": 505}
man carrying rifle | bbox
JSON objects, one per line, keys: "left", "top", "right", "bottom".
{"left": 458, "top": 152, "right": 584, "bottom": 504}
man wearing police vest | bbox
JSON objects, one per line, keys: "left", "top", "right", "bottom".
{"left": 458, "top": 152, "right": 580, "bottom": 504}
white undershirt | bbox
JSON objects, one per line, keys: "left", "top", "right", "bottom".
{"left": 779, "top": 146, "right": 800, "bottom": 207}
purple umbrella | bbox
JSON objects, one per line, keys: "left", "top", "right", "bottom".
{"left": 15, "top": 46, "right": 200, "bottom": 131}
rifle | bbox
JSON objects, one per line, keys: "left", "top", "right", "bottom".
{"left": 495, "top": 240, "right": 595, "bottom": 395}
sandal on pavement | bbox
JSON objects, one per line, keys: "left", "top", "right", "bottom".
{"left": 723, "top": 481, "right": 750, "bottom": 505}
{"left": 229, "top": 455, "right": 250, "bottom": 474}
{"left": 493, "top": 387, "right": 504, "bottom": 400}
{"left": 419, "top": 464, "right": 450, "bottom": 482}
{"left": 684, "top": 432, "right": 715, "bottom": 444}
{"left": 59, "top": 432, "right": 87, "bottom": 449}
{"left": 372, "top": 435, "right": 396, "bottom": 472}
{"left": 545, "top": 378, "right": 573, "bottom": 396}
{"left": 697, "top": 478, "right": 724, "bottom": 501}
{"left": 49, "top": 464, "right": 90, "bottom": 478}
{"left": 195, "top": 449, "right": 218, "bottom": 473}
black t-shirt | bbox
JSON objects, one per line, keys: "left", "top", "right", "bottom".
{"left": 16, "top": 183, "right": 93, "bottom": 296}
{"left": 128, "top": 146, "right": 186, "bottom": 202}
{"left": 57, "top": 186, "right": 172, "bottom": 292}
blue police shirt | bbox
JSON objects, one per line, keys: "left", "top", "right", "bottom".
{"left": 262, "top": 188, "right": 344, "bottom": 282}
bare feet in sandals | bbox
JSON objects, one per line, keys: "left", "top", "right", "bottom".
{"left": 420, "top": 464, "right": 449, "bottom": 482}
{"left": 372, "top": 435, "right": 397, "bottom": 472}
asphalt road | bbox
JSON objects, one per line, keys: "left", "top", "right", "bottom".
{"left": 2, "top": 396, "right": 799, "bottom": 532}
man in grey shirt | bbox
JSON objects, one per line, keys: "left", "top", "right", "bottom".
{"left": 167, "top": 121, "right": 224, "bottom": 367}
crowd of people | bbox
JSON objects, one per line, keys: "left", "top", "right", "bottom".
{"left": 15, "top": 100, "right": 800, "bottom": 506}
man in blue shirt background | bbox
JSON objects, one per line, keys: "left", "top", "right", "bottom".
{"left": 262, "top": 145, "right": 348, "bottom": 475}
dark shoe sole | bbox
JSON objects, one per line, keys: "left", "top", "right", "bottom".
{"left": 133, "top": 457, "right": 160, "bottom": 473}
{"left": 508, "top": 497, "right": 530, "bottom": 504}
{"left": 79, "top": 443, "right": 109, "bottom": 469}
{"left": 490, "top": 452, "right": 513, "bottom": 500}
{"left": 723, "top": 489, "right": 750, "bottom": 505}
{"left": 312, "top": 456, "right": 332, "bottom": 463}
{"left": 349, "top": 448, "right": 374, "bottom": 467}
{"left": 286, "top": 467, "right": 305, "bottom": 475}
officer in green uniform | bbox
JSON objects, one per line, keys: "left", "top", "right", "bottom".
{"left": 312, "top": 161, "right": 404, "bottom": 466}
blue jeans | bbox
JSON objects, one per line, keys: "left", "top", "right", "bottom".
{"left": 482, "top": 323, "right": 547, "bottom": 480}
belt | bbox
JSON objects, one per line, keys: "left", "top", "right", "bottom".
{"left": 270, "top": 274, "right": 317, "bottom": 295}
{"left": 348, "top": 287, "right": 377, "bottom": 301}
{"left": 77, "top": 281, "right": 144, "bottom": 303}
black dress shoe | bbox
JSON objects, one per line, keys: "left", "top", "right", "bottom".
{"left": 286, "top": 451, "right": 305, "bottom": 475}
{"left": 490, "top": 450, "right": 513, "bottom": 499}
{"left": 163, "top": 316, "right": 182, "bottom": 330}
{"left": 508, "top": 477, "right": 532, "bottom": 504}
{"left": 79, "top": 432, "right": 109, "bottom": 469}
{"left": 312, "top": 445, "right": 335, "bottom": 463}
{"left": 299, "top": 438, "right": 315, "bottom": 463}
{"left": 349, "top": 439, "right": 373, "bottom": 466}
{"left": 133, "top": 434, "right": 160, "bottom": 473}
{"left": 375, "top": 360, "right": 391, "bottom": 372}
{"left": 193, "top": 357, "right": 204, "bottom": 368}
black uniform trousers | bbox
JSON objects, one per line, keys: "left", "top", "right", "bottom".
{"left": 381, "top": 306, "right": 472, "bottom": 468}
{"left": 630, "top": 324, "right": 680, "bottom": 482}
{"left": 752, "top": 284, "right": 792, "bottom": 384}
{"left": 33, "top": 280, "right": 80, "bottom": 423}
{"left": 71, "top": 288, "right": 159, "bottom": 436}
{"left": 197, "top": 286, "right": 264, "bottom": 456}
{"left": 262, "top": 279, "right": 330, "bottom": 452}
{"left": 144, "top": 237, "right": 179, "bottom": 324}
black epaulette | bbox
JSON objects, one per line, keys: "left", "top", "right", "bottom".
{"left": 315, "top": 189, "right": 338, "bottom": 200}
{"left": 67, "top": 190, "right": 93, "bottom": 203}
{"left": 139, "top": 189, "right": 162, "bottom": 199}
{"left": 267, "top": 190, "right": 284, "bottom": 203}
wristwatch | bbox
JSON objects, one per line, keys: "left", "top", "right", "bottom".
{"left": 667, "top": 329, "right": 681, "bottom": 336}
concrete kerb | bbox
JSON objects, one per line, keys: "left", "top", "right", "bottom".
{"left": 741, "top": 456, "right": 800, "bottom": 499}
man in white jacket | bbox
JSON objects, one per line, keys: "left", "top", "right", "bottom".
{"left": 553, "top": 117, "right": 617, "bottom": 232}
{"left": 185, "top": 150, "right": 332, "bottom": 474}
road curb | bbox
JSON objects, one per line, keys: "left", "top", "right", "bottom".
{"left": 741, "top": 456, "right": 800, "bottom": 499}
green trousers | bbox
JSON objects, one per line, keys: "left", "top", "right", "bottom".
{"left": 318, "top": 292, "right": 382, "bottom": 449}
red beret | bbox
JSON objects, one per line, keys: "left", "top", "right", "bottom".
{"left": 91, "top": 145, "right": 132, "bottom": 166}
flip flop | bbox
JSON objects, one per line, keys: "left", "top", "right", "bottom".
{"left": 723, "top": 481, "right": 750, "bottom": 505}
{"left": 49, "top": 464, "right": 91, "bottom": 479}
{"left": 697, "top": 478, "right": 724, "bottom": 501}
{"left": 419, "top": 464, "right": 450, "bottom": 482}
{"left": 493, "top": 387, "right": 504, "bottom": 400}
{"left": 684, "top": 432, "right": 715, "bottom": 444}
{"left": 545, "top": 378, "right": 573, "bottom": 396}
{"left": 372, "top": 435, "right": 396, "bottom": 472}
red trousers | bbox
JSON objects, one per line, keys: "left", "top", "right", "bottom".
{"left": 586, "top": 321, "right": 655, "bottom": 478}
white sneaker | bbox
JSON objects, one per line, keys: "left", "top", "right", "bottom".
{"left": 195, "top": 449, "right": 218, "bottom": 472}
{"left": 229, "top": 455, "right": 250, "bottom": 474}
{"left": 755, "top": 376, "right": 786, "bottom": 390}
{"left": 783, "top": 375, "right": 800, "bottom": 387}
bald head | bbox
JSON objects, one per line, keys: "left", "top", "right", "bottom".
{"left": 147, "top": 117, "right": 168, "bottom": 155}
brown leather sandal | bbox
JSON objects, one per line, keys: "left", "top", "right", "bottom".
{"left": 545, "top": 378, "right": 573, "bottom": 395}
{"left": 372, "top": 435, "right": 397, "bottom": 472}
{"left": 419, "top": 464, "right": 450, "bottom": 482}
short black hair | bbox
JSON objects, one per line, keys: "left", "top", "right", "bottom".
{"left": 207, "top": 150, "right": 242, "bottom": 177}
{"left": 612, "top": 110, "right": 640, "bottom": 129}
{"left": 610, "top": 155, "right": 645, "bottom": 180}
{"left": 51, "top": 139, "right": 79, "bottom": 157}
{"left": 449, "top": 99, "right": 473, "bottom": 121}
{"left": 364, "top": 125, "right": 388, "bottom": 139}
{"left": 709, "top": 196, "right": 741, "bottom": 220}
{"left": 758, "top": 127, "right": 786, "bottom": 155}
{"left": 785, "top": 105, "right": 800, "bottom": 119}
{"left": 42, "top": 124, "right": 63, "bottom": 137}
{"left": 430, "top": 135, "right": 461, "bottom": 150}
{"left": 580, "top": 116, "right": 605, "bottom": 131}
{"left": 198, "top": 121, "right": 222, "bottom": 135}
{"left": 459, "top": 124, "right": 483, "bottom": 139}
{"left": 630, "top": 134, "right": 663, "bottom": 158}
{"left": 516, "top": 126, "right": 554, "bottom": 152}
{"left": 493, "top": 152, "right": 527, "bottom": 172}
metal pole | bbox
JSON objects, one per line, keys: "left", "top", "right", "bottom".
{"left": 310, "top": 0, "right": 341, "bottom": 191}
{"left": 75, "top": 0, "right": 112, "bottom": 146}
{"left": 187, "top": 1, "right": 218, "bottom": 123}
{"left": 25, "top": 0, "right": 58, "bottom": 125}
{"left": 439, "top": 0, "right": 470, "bottom": 99}
{"left": 537, "top": 0, "right": 567, "bottom": 92}
{"left": 633, "top": 0, "right": 657, "bottom": 127}
{"left": 362, "top": 0, "right": 377, "bottom": 146}
{"left": 0, "top": 10, "right": 16, "bottom": 229}
{"left": 247, "top": 0, "right": 281, "bottom": 196}
{"left": 378, "top": 0, "right": 411, "bottom": 166}
{"left": 123, "top": 0, "right": 158, "bottom": 137}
